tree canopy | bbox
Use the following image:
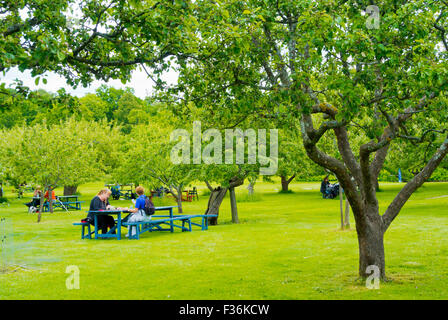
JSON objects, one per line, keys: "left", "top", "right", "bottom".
{"left": 151, "top": 0, "right": 448, "bottom": 279}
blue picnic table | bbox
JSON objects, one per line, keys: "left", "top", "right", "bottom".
{"left": 86, "top": 206, "right": 177, "bottom": 240}
{"left": 28, "top": 195, "right": 84, "bottom": 212}
{"left": 56, "top": 195, "right": 84, "bottom": 210}
{"left": 90, "top": 209, "right": 125, "bottom": 240}
{"left": 74, "top": 206, "right": 217, "bottom": 240}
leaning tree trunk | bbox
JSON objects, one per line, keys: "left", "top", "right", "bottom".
{"left": 204, "top": 187, "right": 228, "bottom": 225}
{"left": 229, "top": 187, "right": 239, "bottom": 224}
{"left": 64, "top": 185, "right": 77, "bottom": 196}
{"left": 204, "top": 176, "right": 244, "bottom": 225}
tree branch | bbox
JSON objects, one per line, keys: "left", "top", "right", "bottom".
{"left": 382, "top": 134, "right": 448, "bottom": 230}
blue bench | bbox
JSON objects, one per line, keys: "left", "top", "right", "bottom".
{"left": 123, "top": 216, "right": 192, "bottom": 240}
{"left": 72, "top": 222, "right": 94, "bottom": 239}
{"left": 122, "top": 214, "right": 218, "bottom": 240}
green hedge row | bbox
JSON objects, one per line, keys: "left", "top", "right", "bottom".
{"left": 296, "top": 168, "right": 448, "bottom": 183}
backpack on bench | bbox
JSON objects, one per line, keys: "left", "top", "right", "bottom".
{"left": 143, "top": 196, "right": 155, "bottom": 216}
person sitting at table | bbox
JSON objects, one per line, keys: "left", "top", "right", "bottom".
{"left": 44, "top": 189, "right": 56, "bottom": 202}
{"left": 122, "top": 186, "right": 150, "bottom": 238}
{"left": 41, "top": 188, "right": 57, "bottom": 211}
{"left": 85, "top": 189, "right": 116, "bottom": 234}
{"left": 33, "top": 186, "right": 43, "bottom": 209}
{"left": 25, "top": 186, "right": 43, "bottom": 213}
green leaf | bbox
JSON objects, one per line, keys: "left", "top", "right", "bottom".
{"left": 56, "top": 51, "right": 65, "bottom": 61}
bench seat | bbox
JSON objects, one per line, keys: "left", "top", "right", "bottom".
{"left": 72, "top": 222, "right": 94, "bottom": 239}
{"left": 122, "top": 214, "right": 218, "bottom": 239}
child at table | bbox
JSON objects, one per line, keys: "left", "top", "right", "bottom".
{"left": 123, "top": 186, "right": 150, "bottom": 238}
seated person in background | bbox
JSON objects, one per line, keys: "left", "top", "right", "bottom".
{"left": 122, "top": 186, "right": 150, "bottom": 238}
{"left": 42, "top": 188, "right": 57, "bottom": 210}
{"left": 32, "top": 186, "right": 43, "bottom": 208}
{"left": 34, "top": 186, "right": 43, "bottom": 199}
{"left": 25, "top": 186, "right": 43, "bottom": 213}
{"left": 320, "top": 176, "right": 330, "bottom": 198}
{"left": 44, "top": 189, "right": 56, "bottom": 202}
{"left": 85, "top": 189, "right": 118, "bottom": 234}
{"left": 321, "top": 176, "right": 340, "bottom": 199}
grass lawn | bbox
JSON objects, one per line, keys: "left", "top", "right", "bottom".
{"left": 0, "top": 180, "right": 447, "bottom": 299}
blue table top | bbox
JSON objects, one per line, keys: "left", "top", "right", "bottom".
{"left": 88, "top": 210, "right": 130, "bottom": 214}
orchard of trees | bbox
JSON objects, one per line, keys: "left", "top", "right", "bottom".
{"left": 1, "top": 0, "right": 448, "bottom": 281}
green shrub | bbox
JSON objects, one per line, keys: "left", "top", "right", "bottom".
{"left": 0, "top": 197, "right": 8, "bottom": 203}
{"left": 428, "top": 168, "right": 448, "bottom": 182}
{"left": 378, "top": 167, "right": 448, "bottom": 182}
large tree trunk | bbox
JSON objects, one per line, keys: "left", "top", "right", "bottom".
{"left": 204, "top": 176, "right": 245, "bottom": 225}
{"left": 229, "top": 187, "right": 239, "bottom": 224}
{"left": 280, "top": 174, "right": 295, "bottom": 192}
{"left": 356, "top": 210, "right": 386, "bottom": 280}
{"left": 64, "top": 185, "right": 77, "bottom": 196}
{"left": 0, "top": 183, "right": 3, "bottom": 198}
{"left": 204, "top": 187, "right": 228, "bottom": 225}
{"left": 300, "top": 102, "right": 448, "bottom": 281}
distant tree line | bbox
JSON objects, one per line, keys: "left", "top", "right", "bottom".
{"left": 0, "top": 84, "right": 164, "bottom": 133}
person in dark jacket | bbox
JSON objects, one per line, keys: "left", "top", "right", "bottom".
{"left": 85, "top": 189, "right": 116, "bottom": 234}
{"left": 320, "top": 176, "right": 330, "bottom": 198}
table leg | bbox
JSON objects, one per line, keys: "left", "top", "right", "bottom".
{"left": 170, "top": 208, "right": 174, "bottom": 233}
{"left": 117, "top": 212, "right": 121, "bottom": 240}
{"left": 94, "top": 215, "right": 98, "bottom": 239}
